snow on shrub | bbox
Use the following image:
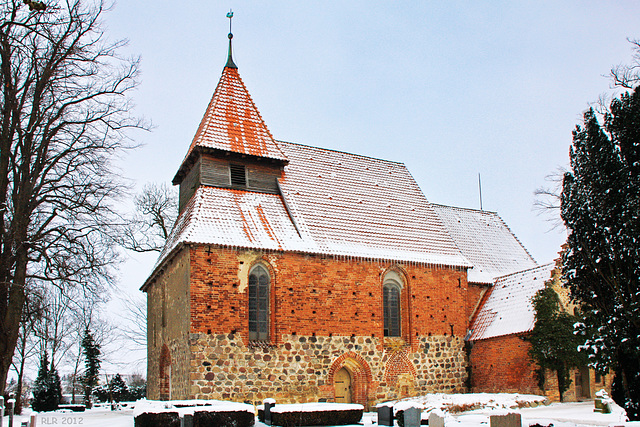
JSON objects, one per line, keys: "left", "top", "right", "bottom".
{"left": 378, "top": 393, "right": 548, "bottom": 415}
{"left": 259, "top": 402, "right": 363, "bottom": 426}
{"left": 133, "top": 399, "right": 255, "bottom": 427}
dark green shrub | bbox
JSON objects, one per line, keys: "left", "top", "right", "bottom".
{"left": 193, "top": 410, "right": 255, "bottom": 427}
{"left": 134, "top": 411, "right": 180, "bottom": 427}
{"left": 271, "top": 408, "right": 362, "bottom": 426}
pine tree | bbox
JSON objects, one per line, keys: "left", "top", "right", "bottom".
{"left": 31, "top": 351, "right": 61, "bottom": 412}
{"left": 528, "top": 286, "right": 586, "bottom": 401}
{"left": 47, "top": 365, "right": 62, "bottom": 410}
{"left": 109, "top": 373, "right": 130, "bottom": 402}
{"left": 80, "top": 327, "right": 101, "bottom": 408}
{"left": 31, "top": 352, "right": 50, "bottom": 412}
{"left": 561, "top": 86, "right": 640, "bottom": 420}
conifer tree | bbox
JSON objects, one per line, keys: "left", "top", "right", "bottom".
{"left": 109, "top": 373, "right": 130, "bottom": 402}
{"left": 31, "top": 351, "right": 61, "bottom": 412}
{"left": 80, "top": 327, "right": 101, "bottom": 408}
{"left": 31, "top": 352, "right": 50, "bottom": 412}
{"left": 561, "top": 86, "right": 640, "bottom": 419}
{"left": 528, "top": 286, "right": 586, "bottom": 401}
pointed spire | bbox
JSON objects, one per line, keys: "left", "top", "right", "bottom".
{"left": 225, "top": 10, "right": 237, "bottom": 69}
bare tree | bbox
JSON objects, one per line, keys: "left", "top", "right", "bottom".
{"left": 0, "top": 0, "right": 146, "bottom": 393}
{"left": 120, "top": 293, "right": 146, "bottom": 349}
{"left": 610, "top": 38, "right": 640, "bottom": 89}
{"left": 10, "top": 282, "right": 45, "bottom": 413}
{"left": 122, "top": 182, "right": 177, "bottom": 253}
{"left": 533, "top": 167, "right": 566, "bottom": 231}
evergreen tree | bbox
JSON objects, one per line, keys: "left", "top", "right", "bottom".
{"left": 561, "top": 86, "right": 640, "bottom": 419}
{"left": 31, "top": 352, "right": 61, "bottom": 412}
{"left": 48, "top": 365, "right": 62, "bottom": 409}
{"left": 528, "top": 286, "right": 586, "bottom": 401}
{"left": 109, "top": 373, "right": 129, "bottom": 402}
{"left": 80, "top": 327, "right": 101, "bottom": 408}
{"left": 31, "top": 352, "right": 49, "bottom": 412}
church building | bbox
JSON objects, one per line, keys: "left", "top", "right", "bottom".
{"left": 142, "top": 30, "right": 549, "bottom": 407}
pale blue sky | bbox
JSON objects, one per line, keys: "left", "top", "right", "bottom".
{"left": 104, "top": 1, "right": 640, "bottom": 298}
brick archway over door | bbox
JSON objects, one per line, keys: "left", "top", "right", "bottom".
{"left": 329, "top": 352, "right": 373, "bottom": 407}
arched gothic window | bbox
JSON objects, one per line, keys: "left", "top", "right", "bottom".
{"left": 383, "top": 281, "right": 401, "bottom": 337}
{"left": 249, "top": 265, "right": 270, "bottom": 341}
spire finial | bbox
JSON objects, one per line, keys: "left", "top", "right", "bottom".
{"left": 225, "top": 10, "right": 237, "bottom": 69}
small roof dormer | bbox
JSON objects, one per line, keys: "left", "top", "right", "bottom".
{"left": 173, "top": 19, "right": 287, "bottom": 186}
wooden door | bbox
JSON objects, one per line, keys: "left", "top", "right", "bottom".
{"left": 334, "top": 368, "right": 352, "bottom": 403}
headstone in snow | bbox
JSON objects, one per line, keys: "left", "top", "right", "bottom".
{"left": 264, "top": 400, "right": 275, "bottom": 426}
{"left": 403, "top": 406, "right": 421, "bottom": 427}
{"left": 490, "top": 412, "right": 521, "bottom": 427}
{"left": 7, "top": 399, "right": 15, "bottom": 427}
{"left": 181, "top": 413, "right": 193, "bottom": 427}
{"left": 377, "top": 405, "right": 393, "bottom": 426}
{"left": 428, "top": 412, "right": 445, "bottom": 427}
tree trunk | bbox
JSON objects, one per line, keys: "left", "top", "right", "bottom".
{"left": 0, "top": 248, "right": 28, "bottom": 395}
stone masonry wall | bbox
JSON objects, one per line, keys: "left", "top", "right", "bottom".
{"left": 146, "top": 247, "right": 192, "bottom": 400}
{"left": 189, "top": 333, "right": 467, "bottom": 408}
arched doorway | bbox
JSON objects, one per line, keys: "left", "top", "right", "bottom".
{"left": 329, "top": 352, "right": 372, "bottom": 407}
{"left": 334, "top": 368, "right": 352, "bottom": 403}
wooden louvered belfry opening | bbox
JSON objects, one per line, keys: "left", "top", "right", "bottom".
{"left": 229, "top": 163, "right": 247, "bottom": 187}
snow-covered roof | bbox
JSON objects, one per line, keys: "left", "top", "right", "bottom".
{"left": 431, "top": 205, "right": 537, "bottom": 284}
{"left": 147, "top": 143, "right": 472, "bottom": 284}
{"left": 174, "top": 65, "right": 288, "bottom": 183}
{"left": 469, "top": 263, "right": 555, "bottom": 341}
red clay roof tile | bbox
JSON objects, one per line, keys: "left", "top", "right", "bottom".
{"left": 179, "top": 66, "right": 287, "bottom": 172}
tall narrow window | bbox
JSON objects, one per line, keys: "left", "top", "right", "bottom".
{"left": 383, "top": 282, "right": 401, "bottom": 337}
{"left": 249, "top": 265, "right": 270, "bottom": 341}
{"left": 230, "top": 163, "right": 247, "bottom": 187}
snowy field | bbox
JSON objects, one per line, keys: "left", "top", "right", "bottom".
{"left": 4, "top": 396, "right": 638, "bottom": 426}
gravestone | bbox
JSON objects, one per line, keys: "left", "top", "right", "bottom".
{"left": 7, "top": 399, "right": 15, "bottom": 427}
{"left": 264, "top": 400, "right": 275, "bottom": 426}
{"left": 181, "top": 413, "right": 193, "bottom": 427}
{"left": 403, "top": 406, "right": 421, "bottom": 427}
{"left": 378, "top": 405, "right": 393, "bottom": 426}
{"left": 428, "top": 412, "right": 445, "bottom": 427}
{"left": 490, "top": 412, "right": 521, "bottom": 427}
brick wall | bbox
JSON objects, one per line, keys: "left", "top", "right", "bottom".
{"left": 466, "top": 282, "right": 490, "bottom": 321}
{"left": 469, "top": 333, "right": 614, "bottom": 402}
{"left": 188, "top": 246, "right": 469, "bottom": 341}
{"left": 469, "top": 334, "right": 541, "bottom": 395}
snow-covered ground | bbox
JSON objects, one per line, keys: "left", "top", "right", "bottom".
{"left": 4, "top": 395, "right": 638, "bottom": 426}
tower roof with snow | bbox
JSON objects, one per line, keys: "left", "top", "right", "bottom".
{"left": 173, "top": 32, "right": 287, "bottom": 185}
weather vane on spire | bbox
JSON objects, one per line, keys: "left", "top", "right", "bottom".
{"left": 225, "top": 10, "right": 237, "bottom": 69}
{"left": 227, "top": 10, "right": 233, "bottom": 38}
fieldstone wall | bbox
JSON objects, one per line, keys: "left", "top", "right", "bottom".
{"left": 146, "top": 247, "right": 192, "bottom": 400}
{"left": 188, "top": 333, "right": 467, "bottom": 408}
